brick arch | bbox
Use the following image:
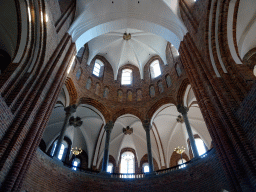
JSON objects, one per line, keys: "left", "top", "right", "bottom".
{"left": 140, "top": 154, "right": 159, "bottom": 172}
{"left": 78, "top": 97, "right": 111, "bottom": 121}
{"left": 146, "top": 96, "right": 176, "bottom": 120}
{"left": 113, "top": 108, "right": 143, "bottom": 122}
{"left": 99, "top": 155, "right": 116, "bottom": 173}
{"left": 176, "top": 78, "right": 190, "bottom": 105}
{"left": 65, "top": 77, "right": 78, "bottom": 105}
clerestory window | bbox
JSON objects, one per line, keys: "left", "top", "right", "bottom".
{"left": 93, "top": 59, "right": 104, "bottom": 77}
{"left": 121, "top": 69, "right": 132, "bottom": 85}
{"left": 150, "top": 60, "right": 161, "bottom": 79}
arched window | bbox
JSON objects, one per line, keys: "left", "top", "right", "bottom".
{"left": 120, "top": 152, "right": 135, "bottom": 173}
{"left": 177, "top": 158, "right": 187, "bottom": 169}
{"left": 107, "top": 163, "right": 113, "bottom": 173}
{"left": 50, "top": 140, "right": 68, "bottom": 160}
{"left": 93, "top": 59, "right": 104, "bottom": 77}
{"left": 142, "top": 163, "right": 149, "bottom": 173}
{"left": 72, "top": 158, "right": 81, "bottom": 171}
{"left": 121, "top": 69, "right": 132, "bottom": 85}
{"left": 150, "top": 60, "right": 161, "bottom": 78}
{"left": 195, "top": 138, "right": 207, "bottom": 156}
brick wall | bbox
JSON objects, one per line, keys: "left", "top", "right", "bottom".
{"left": 68, "top": 42, "right": 188, "bottom": 121}
{"left": 21, "top": 148, "right": 229, "bottom": 192}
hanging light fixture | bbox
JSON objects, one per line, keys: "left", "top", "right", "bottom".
{"left": 71, "top": 147, "right": 82, "bottom": 156}
{"left": 174, "top": 146, "right": 186, "bottom": 165}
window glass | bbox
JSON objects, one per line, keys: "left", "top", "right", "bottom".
{"left": 121, "top": 69, "right": 132, "bottom": 85}
{"left": 50, "top": 140, "right": 68, "bottom": 160}
{"left": 150, "top": 60, "right": 161, "bottom": 78}
{"left": 93, "top": 60, "right": 104, "bottom": 77}
{"left": 107, "top": 163, "right": 113, "bottom": 173}
{"left": 195, "top": 138, "right": 207, "bottom": 156}
{"left": 120, "top": 152, "right": 134, "bottom": 173}
{"left": 142, "top": 163, "right": 149, "bottom": 173}
{"left": 72, "top": 158, "right": 81, "bottom": 171}
{"left": 58, "top": 144, "right": 65, "bottom": 160}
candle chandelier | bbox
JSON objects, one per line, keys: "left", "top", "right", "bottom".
{"left": 71, "top": 147, "right": 82, "bottom": 156}
{"left": 174, "top": 146, "right": 186, "bottom": 155}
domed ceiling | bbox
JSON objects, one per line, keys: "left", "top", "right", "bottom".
{"left": 87, "top": 28, "right": 168, "bottom": 79}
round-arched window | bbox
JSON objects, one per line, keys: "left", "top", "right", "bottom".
{"left": 72, "top": 158, "right": 81, "bottom": 171}
{"left": 120, "top": 152, "right": 135, "bottom": 173}
{"left": 107, "top": 163, "right": 113, "bottom": 173}
{"left": 50, "top": 140, "right": 68, "bottom": 160}
{"left": 142, "top": 163, "right": 149, "bottom": 173}
{"left": 177, "top": 158, "right": 187, "bottom": 169}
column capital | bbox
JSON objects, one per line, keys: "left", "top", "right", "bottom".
{"left": 143, "top": 119, "right": 151, "bottom": 131}
{"left": 177, "top": 104, "right": 188, "bottom": 115}
{"left": 64, "top": 104, "right": 77, "bottom": 115}
{"left": 104, "top": 121, "right": 114, "bottom": 132}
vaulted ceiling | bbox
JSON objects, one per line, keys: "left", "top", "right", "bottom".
{"left": 43, "top": 85, "right": 212, "bottom": 169}
{"left": 68, "top": 0, "right": 187, "bottom": 77}
{"left": 87, "top": 28, "right": 169, "bottom": 79}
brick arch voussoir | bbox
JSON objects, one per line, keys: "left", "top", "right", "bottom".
{"left": 78, "top": 97, "right": 111, "bottom": 122}
{"left": 65, "top": 77, "right": 78, "bottom": 105}
{"left": 176, "top": 78, "right": 190, "bottom": 105}
{"left": 113, "top": 108, "right": 143, "bottom": 122}
{"left": 146, "top": 97, "right": 176, "bottom": 121}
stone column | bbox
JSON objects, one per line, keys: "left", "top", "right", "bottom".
{"left": 143, "top": 120, "right": 154, "bottom": 173}
{"left": 53, "top": 105, "right": 77, "bottom": 158}
{"left": 177, "top": 105, "right": 199, "bottom": 158}
{"left": 101, "top": 121, "right": 114, "bottom": 172}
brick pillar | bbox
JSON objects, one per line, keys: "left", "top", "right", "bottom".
{"left": 179, "top": 33, "right": 256, "bottom": 191}
{"left": 101, "top": 121, "right": 114, "bottom": 172}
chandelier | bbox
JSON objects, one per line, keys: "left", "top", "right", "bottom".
{"left": 71, "top": 147, "right": 82, "bottom": 156}
{"left": 174, "top": 146, "right": 186, "bottom": 155}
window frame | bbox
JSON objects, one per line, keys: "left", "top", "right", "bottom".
{"left": 93, "top": 59, "right": 104, "bottom": 78}
{"left": 120, "top": 151, "right": 135, "bottom": 174}
{"left": 150, "top": 59, "right": 162, "bottom": 79}
{"left": 72, "top": 157, "right": 81, "bottom": 171}
{"left": 48, "top": 136, "right": 72, "bottom": 162}
{"left": 107, "top": 163, "right": 114, "bottom": 173}
{"left": 121, "top": 68, "right": 133, "bottom": 86}
{"left": 142, "top": 163, "right": 150, "bottom": 173}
